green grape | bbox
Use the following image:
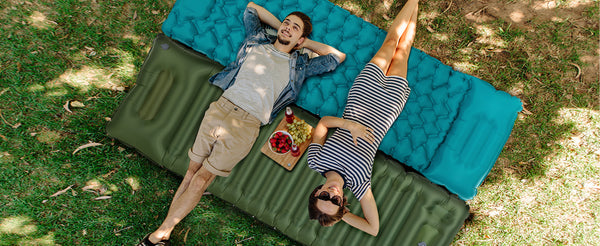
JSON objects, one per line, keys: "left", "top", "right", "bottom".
{"left": 286, "top": 119, "right": 312, "bottom": 145}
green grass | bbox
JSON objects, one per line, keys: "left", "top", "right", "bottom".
{"left": 1, "top": 0, "right": 599, "bottom": 245}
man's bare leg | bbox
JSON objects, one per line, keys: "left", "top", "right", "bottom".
{"left": 169, "top": 160, "right": 203, "bottom": 211}
{"left": 147, "top": 166, "right": 216, "bottom": 243}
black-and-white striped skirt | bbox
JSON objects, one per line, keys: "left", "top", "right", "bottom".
{"left": 343, "top": 62, "right": 411, "bottom": 148}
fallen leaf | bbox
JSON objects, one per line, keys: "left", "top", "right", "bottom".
{"left": 151, "top": 10, "right": 160, "bottom": 14}
{"left": 70, "top": 101, "right": 85, "bottom": 108}
{"left": 102, "top": 168, "right": 118, "bottom": 178}
{"left": 184, "top": 227, "right": 191, "bottom": 243}
{"left": 50, "top": 185, "right": 74, "bottom": 197}
{"left": 73, "top": 142, "right": 102, "bottom": 154}
{"left": 63, "top": 101, "right": 72, "bottom": 113}
{"left": 94, "top": 196, "right": 112, "bottom": 200}
{"left": 0, "top": 110, "right": 21, "bottom": 129}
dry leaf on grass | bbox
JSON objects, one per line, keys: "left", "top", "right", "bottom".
{"left": 94, "top": 196, "right": 112, "bottom": 200}
{"left": 70, "top": 101, "right": 85, "bottom": 108}
{"left": 63, "top": 101, "right": 72, "bottom": 113}
{"left": 0, "top": 110, "right": 21, "bottom": 129}
{"left": 0, "top": 88, "right": 9, "bottom": 96}
{"left": 64, "top": 100, "right": 84, "bottom": 113}
{"left": 50, "top": 185, "right": 74, "bottom": 197}
{"left": 73, "top": 142, "right": 102, "bottom": 154}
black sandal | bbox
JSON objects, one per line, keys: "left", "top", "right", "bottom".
{"left": 137, "top": 233, "right": 170, "bottom": 246}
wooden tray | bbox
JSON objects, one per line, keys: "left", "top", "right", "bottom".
{"left": 260, "top": 116, "right": 313, "bottom": 171}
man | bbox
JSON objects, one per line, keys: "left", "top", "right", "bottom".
{"left": 138, "top": 2, "right": 345, "bottom": 245}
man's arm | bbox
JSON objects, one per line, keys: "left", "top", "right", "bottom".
{"left": 247, "top": 2, "right": 281, "bottom": 30}
{"left": 247, "top": 2, "right": 346, "bottom": 62}
{"left": 300, "top": 38, "right": 346, "bottom": 63}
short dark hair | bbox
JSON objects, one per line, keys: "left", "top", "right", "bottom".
{"left": 308, "top": 185, "right": 349, "bottom": 226}
{"left": 287, "top": 11, "right": 312, "bottom": 38}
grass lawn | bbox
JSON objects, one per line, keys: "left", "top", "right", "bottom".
{"left": 1, "top": 0, "right": 598, "bottom": 245}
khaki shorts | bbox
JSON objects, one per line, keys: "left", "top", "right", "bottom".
{"left": 188, "top": 96, "right": 261, "bottom": 177}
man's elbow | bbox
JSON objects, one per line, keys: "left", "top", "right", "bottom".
{"left": 337, "top": 53, "right": 346, "bottom": 63}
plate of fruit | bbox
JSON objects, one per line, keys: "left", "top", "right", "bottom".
{"left": 269, "top": 130, "right": 294, "bottom": 154}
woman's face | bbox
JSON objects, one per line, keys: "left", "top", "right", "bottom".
{"left": 314, "top": 184, "right": 343, "bottom": 215}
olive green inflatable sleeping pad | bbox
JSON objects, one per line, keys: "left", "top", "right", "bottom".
{"left": 107, "top": 34, "right": 469, "bottom": 245}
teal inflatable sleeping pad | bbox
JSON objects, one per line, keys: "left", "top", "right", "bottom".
{"left": 107, "top": 34, "right": 469, "bottom": 245}
{"left": 161, "top": 0, "right": 523, "bottom": 200}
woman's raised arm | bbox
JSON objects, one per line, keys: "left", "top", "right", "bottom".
{"left": 341, "top": 188, "right": 380, "bottom": 236}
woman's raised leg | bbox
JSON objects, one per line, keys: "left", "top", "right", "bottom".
{"left": 369, "top": 0, "right": 419, "bottom": 73}
{"left": 386, "top": 5, "right": 418, "bottom": 78}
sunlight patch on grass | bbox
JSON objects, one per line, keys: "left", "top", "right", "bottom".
{"left": 125, "top": 177, "right": 140, "bottom": 193}
{"left": 473, "top": 24, "right": 507, "bottom": 48}
{"left": 420, "top": 10, "right": 441, "bottom": 22}
{"left": 532, "top": 0, "right": 560, "bottom": 10}
{"left": 28, "top": 11, "right": 57, "bottom": 30}
{"left": 110, "top": 48, "right": 137, "bottom": 80}
{"left": 467, "top": 106, "right": 600, "bottom": 244}
{"left": 122, "top": 33, "right": 143, "bottom": 44}
{"left": 0, "top": 151, "right": 15, "bottom": 164}
{"left": 83, "top": 178, "right": 118, "bottom": 196}
{"left": 0, "top": 216, "right": 37, "bottom": 235}
{"left": 452, "top": 61, "right": 479, "bottom": 73}
{"left": 17, "top": 233, "right": 57, "bottom": 246}
{"left": 27, "top": 84, "right": 45, "bottom": 93}
{"left": 431, "top": 33, "right": 449, "bottom": 42}
{"left": 508, "top": 9, "right": 527, "bottom": 23}
{"left": 338, "top": 1, "right": 363, "bottom": 16}
{"left": 45, "top": 65, "right": 125, "bottom": 95}
{"left": 35, "top": 129, "right": 62, "bottom": 145}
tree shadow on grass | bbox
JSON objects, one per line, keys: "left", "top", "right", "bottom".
{"left": 1, "top": 0, "right": 598, "bottom": 244}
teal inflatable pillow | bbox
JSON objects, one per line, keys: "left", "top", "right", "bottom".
{"left": 425, "top": 78, "right": 522, "bottom": 198}
{"left": 161, "top": 0, "right": 522, "bottom": 200}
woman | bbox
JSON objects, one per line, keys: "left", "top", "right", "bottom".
{"left": 306, "top": 0, "right": 419, "bottom": 236}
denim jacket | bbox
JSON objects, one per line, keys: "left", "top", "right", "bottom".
{"left": 209, "top": 7, "right": 341, "bottom": 124}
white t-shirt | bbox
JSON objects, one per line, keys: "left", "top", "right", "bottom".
{"left": 222, "top": 44, "right": 290, "bottom": 124}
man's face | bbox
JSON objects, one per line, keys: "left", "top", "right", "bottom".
{"left": 277, "top": 15, "right": 305, "bottom": 46}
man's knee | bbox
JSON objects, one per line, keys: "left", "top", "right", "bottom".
{"left": 186, "top": 160, "right": 203, "bottom": 173}
{"left": 189, "top": 167, "right": 215, "bottom": 191}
